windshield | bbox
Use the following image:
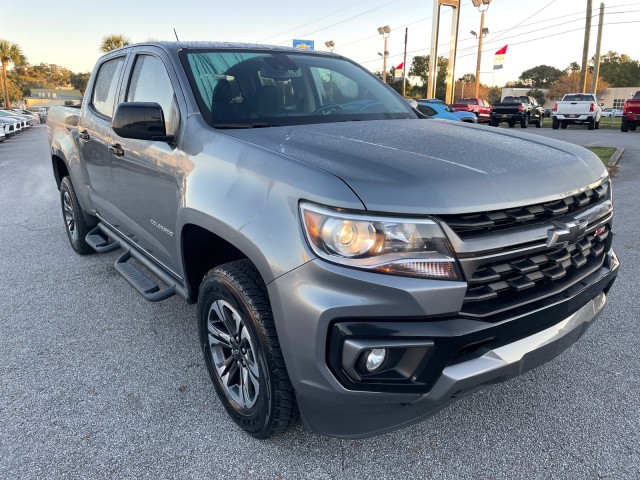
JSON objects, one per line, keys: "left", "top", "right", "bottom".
{"left": 180, "top": 49, "right": 417, "bottom": 127}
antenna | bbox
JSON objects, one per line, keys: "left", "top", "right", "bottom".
{"left": 173, "top": 28, "right": 180, "bottom": 41}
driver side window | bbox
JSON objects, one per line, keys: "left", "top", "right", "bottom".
{"left": 126, "top": 55, "right": 179, "bottom": 135}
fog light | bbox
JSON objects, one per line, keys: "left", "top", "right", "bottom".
{"left": 365, "top": 348, "right": 387, "bottom": 372}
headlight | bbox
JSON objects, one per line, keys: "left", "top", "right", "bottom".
{"left": 300, "top": 202, "right": 459, "bottom": 280}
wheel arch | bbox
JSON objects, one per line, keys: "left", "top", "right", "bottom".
{"left": 181, "top": 222, "right": 253, "bottom": 302}
{"left": 51, "top": 154, "right": 70, "bottom": 190}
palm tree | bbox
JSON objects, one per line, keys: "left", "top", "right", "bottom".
{"left": 99, "top": 34, "right": 131, "bottom": 53}
{"left": 0, "top": 39, "right": 26, "bottom": 109}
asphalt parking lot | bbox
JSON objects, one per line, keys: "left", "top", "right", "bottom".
{"left": 1, "top": 125, "right": 638, "bottom": 479}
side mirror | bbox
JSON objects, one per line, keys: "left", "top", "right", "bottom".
{"left": 112, "top": 102, "right": 174, "bottom": 142}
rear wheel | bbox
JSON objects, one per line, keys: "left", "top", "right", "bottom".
{"left": 520, "top": 115, "right": 529, "bottom": 128}
{"left": 588, "top": 119, "right": 595, "bottom": 130}
{"left": 198, "top": 259, "right": 298, "bottom": 439}
{"left": 630, "top": 125, "right": 637, "bottom": 131}
{"left": 60, "top": 177, "right": 92, "bottom": 255}
{"left": 552, "top": 117, "right": 559, "bottom": 129}
{"left": 560, "top": 121, "right": 568, "bottom": 129}
{"left": 595, "top": 120, "right": 600, "bottom": 129}
{"left": 621, "top": 121, "right": 629, "bottom": 132}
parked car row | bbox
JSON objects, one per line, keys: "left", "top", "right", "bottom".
{"left": 0, "top": 108, "right": 41, "bottom": 142}
{"left": 412, "top": 92, "right": 637, "bottom": 134}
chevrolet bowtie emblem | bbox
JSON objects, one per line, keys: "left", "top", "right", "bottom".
{"left": 546, "top": 220, "right": 588, "bottom": 248}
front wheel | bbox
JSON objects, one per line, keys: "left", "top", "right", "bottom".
{"left": 60, "top": 177, "right": 92, "bottom": 255}
{"left": 198, "top": 260, "right": 298, "bottom": 439}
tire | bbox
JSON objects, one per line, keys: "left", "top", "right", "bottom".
{"left": 198, "top": 259, "right": 298, "bottom": 439}
{"left": 621, "top": 121, "right": 629, "bottom": 132}
{"left": 535, "top": 118, "right": 541, "bottom": 128}
{"left": 588, "top": 119, "right": 595, "bottom": 130}
{"left": 520, "top": 115, "right": 529, "bottom": 128}
{"left": 552, "top": 117, "right": 559, "bottom": 130}
{"left": 508, "top": 121, "right": 515, "bottom": 128}
{"left": 489, "top": 118, "right": 498, "bottom": 127}
{"left": 595, "top": 120, "right": 600, "bottom": 130}
{"left": 630, "top": 125, "right": 637, "bottom": 131}
{"left": 560, "top": 121, "right": 568, "bottom": 129}
{"left": 60, "top": 176, "right": 92, "bottom": 255}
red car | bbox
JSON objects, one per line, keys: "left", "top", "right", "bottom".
{"left": 621, "top": 91, "right": 640, "bottom": 132}
{"left": 451, "top": 97, "right": 492, "bottom": 123}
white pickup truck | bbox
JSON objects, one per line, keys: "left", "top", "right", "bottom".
{"left": 552, "top": 93, "right": 603, "bottom": 130}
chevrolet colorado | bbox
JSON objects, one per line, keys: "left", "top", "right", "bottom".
{"left": 48, "top": 42, "right": 618, "bottom": 439}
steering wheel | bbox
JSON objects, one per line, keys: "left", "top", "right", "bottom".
{"left": 312, "top": 103, "right": 343, "bottom": 115}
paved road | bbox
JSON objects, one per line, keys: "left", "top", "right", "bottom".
{"left": 1, "top": 126, "right": 638, "bottom": 479}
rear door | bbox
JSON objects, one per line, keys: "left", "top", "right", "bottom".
{"left": 79, "top": 55, "right": 127, "bottom": 223}
{"left": 109, "top": 48, "right": 184, "bottom": 275}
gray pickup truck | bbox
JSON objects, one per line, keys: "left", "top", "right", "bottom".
{"left": 47, "top": 42, "right": 618, "bottom": 439}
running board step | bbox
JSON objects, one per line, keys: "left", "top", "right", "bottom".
{"left": 86, "top": 226, "right": 120, "bottom": 253}
{"left": 115, "top": 250, "right": 177, "bottom": 302}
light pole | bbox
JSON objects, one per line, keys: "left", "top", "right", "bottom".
{"left": 471, "top": 0, "right": 491, "bottom": 98}
{"left": 377, "top": 25, "right": 391, "bottom": 83}
{"left": 325, "top": 40, "right": 335, "bottom": 52}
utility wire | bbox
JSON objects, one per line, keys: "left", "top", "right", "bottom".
{"left": 358, "top": 19, "right": 640, "bottom": 67}
{"left": 491, "top": 0, "right": 557, "bottom": 43}
{"left": 271, "top": 0, "right": 399, "bottom": 46}
{"left": 255, "top": 0, "right": 372, "bottom": 43}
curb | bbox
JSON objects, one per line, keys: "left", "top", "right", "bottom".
{"left": 609, "top": 148, "right": 624, "bottom": 167}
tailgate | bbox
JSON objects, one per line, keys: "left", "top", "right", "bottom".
{"left": 556, "top": 101, "right": 592, "bottom": 115}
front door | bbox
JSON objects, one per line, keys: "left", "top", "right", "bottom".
{"left": 109, "top": 52, "right": 182, "bottom": 275}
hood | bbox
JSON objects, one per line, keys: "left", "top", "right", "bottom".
{"left": 223, "top": 119, "right": 607, "bottom": 214}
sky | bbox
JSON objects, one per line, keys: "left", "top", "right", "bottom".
{"left": 2, "top": 0, "right": 639, "bottom": 87}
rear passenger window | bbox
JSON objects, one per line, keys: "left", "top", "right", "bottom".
{"left": 91, "top": 57, "right": 125, "bottom": 118}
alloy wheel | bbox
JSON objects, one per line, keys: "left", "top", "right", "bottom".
{"left": 206, "top": 299, "right": 260, "bottom": 409}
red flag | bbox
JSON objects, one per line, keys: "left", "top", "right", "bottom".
{"left": 396, "top": 62, "right": 404, "bottom": 70}
{"left": 494, "top": 45, "right": 508, "bottom": 70}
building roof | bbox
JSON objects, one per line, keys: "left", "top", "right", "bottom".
{"left": 26, "top": 88, "right": 83, "bottom": 99}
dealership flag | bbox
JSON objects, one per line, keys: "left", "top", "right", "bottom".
{"left": 395, "top": 62, "right": 404, "bottom": 82}
{"left": 493, "top": 45, "right": 508, "bottom": 70}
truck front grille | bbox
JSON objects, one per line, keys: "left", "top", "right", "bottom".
{"left": 460, "top": 224, "right": 610, "bottom": 318}
{"left": 441, "top": 181, "right": 609, "bottom": 239}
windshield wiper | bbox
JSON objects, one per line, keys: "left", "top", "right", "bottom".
{"left": 213, "top": 122, "right": 279, "bottom": 129}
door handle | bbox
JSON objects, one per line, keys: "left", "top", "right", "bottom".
{"left": 79, "top": 130, "right": 90, "bottom": 141}
{"left": 109, "top": 144, "right": 125, "bottom": 157}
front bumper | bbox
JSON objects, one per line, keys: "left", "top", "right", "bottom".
{"left": 268, "top": 250, "right": 618, "bottom": 438}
